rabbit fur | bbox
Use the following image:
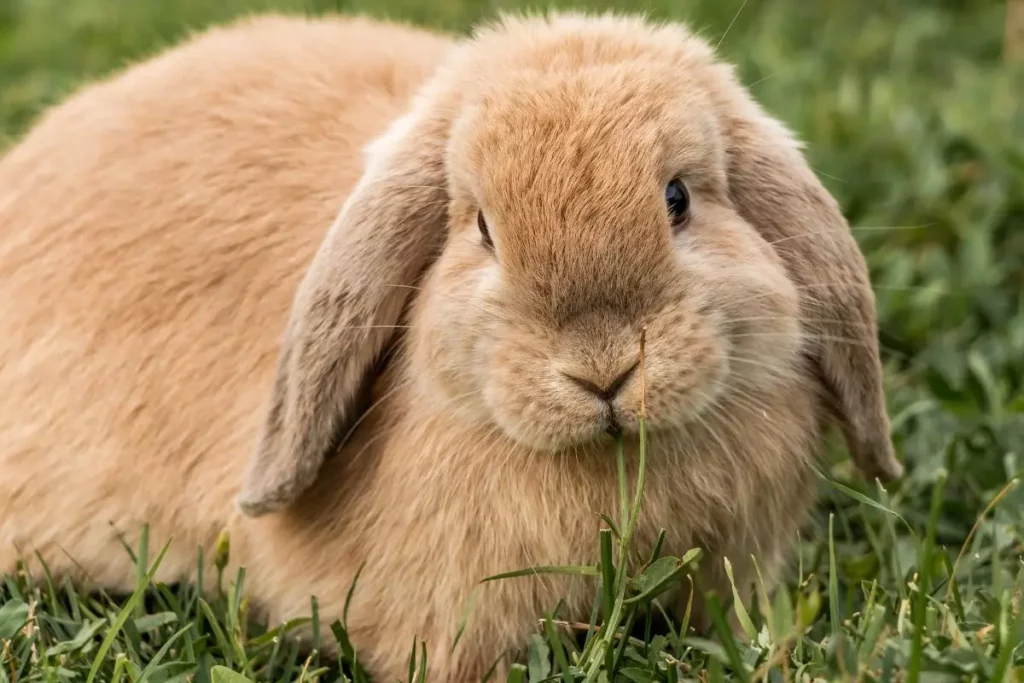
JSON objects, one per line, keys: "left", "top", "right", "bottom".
{"left": 0, "top": 10, "right": 902, "bottom": 682}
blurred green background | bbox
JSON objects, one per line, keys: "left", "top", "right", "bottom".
{"left": 2, "top": 0, "right": 1022, "bottom": 582}
{"left": 1, "top": 0, "right": 1023, "bottom": 679}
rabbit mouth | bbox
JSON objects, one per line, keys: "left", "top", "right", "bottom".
{"left": 605, "top": 416, "right": 623, "bottom": 438}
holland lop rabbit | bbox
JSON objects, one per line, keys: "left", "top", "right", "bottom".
{"left": 0, "top": 11, "right": 902, "bottom": 681}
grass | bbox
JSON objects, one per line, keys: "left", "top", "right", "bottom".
{"left": 2, "top": 0, "right": 1023, "bottom": 681}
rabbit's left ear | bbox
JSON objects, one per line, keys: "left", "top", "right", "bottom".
{"left": 722, "top": 95, "right": 903, "bottom": 483}
{"left": 236, "top": 89, "right": 456, "bottom": 517}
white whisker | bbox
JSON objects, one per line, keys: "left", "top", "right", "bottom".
{"left": 766, "top": 224, "right": 933, "bottom": 248}
{"left": 714, "top": 0, "right": 749, "bottom": 53}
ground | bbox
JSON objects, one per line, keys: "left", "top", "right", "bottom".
{"left": 1, "top": 0, "right": 1022, "bottom": 681}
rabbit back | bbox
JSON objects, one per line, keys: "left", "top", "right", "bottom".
{"left": 0, "top": 14, "right": 451, "bottom": 587}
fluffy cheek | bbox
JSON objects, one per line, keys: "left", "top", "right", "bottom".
{"left": 409, "top": 236, "right": 621, "bottom": 449}
{"left": 717, "top": 261, "right": 803, "bottom": 393}
{"left": 720, "top": 273, "right": 803, "bottom": 393}
{"left": 406, "top": 242, "right": 498, "bottom": 424}
{"left": 614, "top": 303, "right": 730, "bottom": 433}
{"left": 677, "top": 213, "right": 805, "bottom": 399}
{"left": 407, "top": 240, "right": 610, "bottom": 450}
{"left": 483, "top": 327, "right": 609, "bottom": 451}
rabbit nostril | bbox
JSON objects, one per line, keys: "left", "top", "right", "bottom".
{"left": 563, "top": 373, "right": 607, "bottom": 399}
{"left": 605, "top": 360, "right": 639, "bottom": 399}
{"left": 562, "top": 360, "right": 640, "bottom": 402}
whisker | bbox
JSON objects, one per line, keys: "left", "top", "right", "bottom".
{"left": 714, "top": 0, "right": 749, "bottom": 52}
{"left": 795, "top": 282, "right": 952, "bottom": 294}
{"left": 726, "top": 355, "right": 798, "bottom": 377}
{"left": 849, "top": 224, "right": 936, "bottom": 231}
{"left": 339, "top": 324, "right": 414, "bottom": 330}
{"left": 338, "top": 376, "right": 414, "bottom": 445}
{"left": 730, "top": 331, "right": 910, "bottom": 358}
{"left": 341, "top": 429, "right": 390, "bottom": 473}
{"left": 720, "top": 390, "right": 775, "bottom": 421}
{"left": 342, "top": 386, "right": 485, "bottom": 469}
{"left": 729, "top": 331, "right": 889, "bottom": 347}
{"left": 368, "top": 172, "right": 447, "bottom": 192}
{"left": 724, "top": 314, "right": 886, "bottom": 328}
{"left": 692, "top": 404, "right": 735, "bottom": 475}
{"left": 730, "top": 331, "right": 869, "bottom": 342}
{"left": 380, "top": 184, "right": 448, "bottom": 192}
{"left": 766, "top": 224, "right": 933, "bottom": 248}
{"left": 746, "top": 69, "right": 783, "bottom": 89}
{"left": 378, "top": 283, "right": 425, "bottom": 292}
{"left": 812, "top": 168, "right": 846, "bottom": 184}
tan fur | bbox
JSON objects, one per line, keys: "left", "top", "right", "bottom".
{"left": 0, "top": 11, "right": 901, "bottom": 682}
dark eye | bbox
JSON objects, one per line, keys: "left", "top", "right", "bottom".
{"left": 477, "top": 211, "right": 494, "bottom": 250}
{"left": 665, "top": 178, "right": 690, "bottom": 230}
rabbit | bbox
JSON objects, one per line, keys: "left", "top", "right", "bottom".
{"left": 0, "top": 9, "right": 904, "bottom": 682}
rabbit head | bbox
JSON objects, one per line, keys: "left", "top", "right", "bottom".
{"left": 238, "top": 12, "right": 902, "bottom": 517}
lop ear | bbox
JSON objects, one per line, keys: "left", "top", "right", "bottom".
{"left": 237, "top": 97, "right": 453, "bottom": 517}
{"left": 722, "top": 95, "right": 903, "bottom": 484}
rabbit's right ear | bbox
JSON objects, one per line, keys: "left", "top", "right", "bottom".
{"left": 237, "top": 90, "right": 456, "bottom": 517}
{"left": 720, "top": 89, "right": 904, "bottom": 485}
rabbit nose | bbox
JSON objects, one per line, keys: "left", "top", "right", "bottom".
{"left": 562, "top": 360, "right": 639, "bottom": 403}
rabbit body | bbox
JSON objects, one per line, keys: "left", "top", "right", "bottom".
{"left": 0, "top": 12, "right": 900, "bottom": 682}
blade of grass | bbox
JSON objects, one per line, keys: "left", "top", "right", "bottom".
{"left": 907, "top": 468, "right": 948, "bottom": 683}
{"left": 137, "top": 624, "right": 194, "bottom": 683}
{"left": 135, "top": 525, "right": 150, "bottom": 620}
{"left": 451, "top": 586, "right": 479, "bottom": 655}
{"left": 543, "top": 610, "right": 571, "bottom": 682}
{"left": 344, "top": 562, "right": 365, "bottom": 628}
{"left": 507, "top": 663, "right": 527, "bottom": 683}
{"left": 723, "top": 557, "right": 756, "bottom": 641}
{"left": 617, "top": 437, "right": 629, "bottom": 532}
{"left": 310, "top": 595, "right": 320, "bottom": 668}
{"left": 417, "top": 640, "right": 427, "bottom": 683}
{"left": 582, "top": 330, "right": 651, "bottom": 683}
{"left": 828, "top": 514, "right": 840, "bottom": 647}
{"left": 600, "top": 529, "right": 615, "bottom": 620}
{"left": 198, "top": 599, "right": 235, "bottom": 668}
{"left": 946, "top": 475, "right": 1020, "bottom": 603}
{"left": 482, "top": 566, "right": 599, "bottom": 582}
{"left": 818, "top": 472, "right": 914, "bottom": 536}
{"left": 704, "top": 594, "right": 751, "bottom": 683}
{"left": 85, "top": 537, "right": 172, "bottom": 683}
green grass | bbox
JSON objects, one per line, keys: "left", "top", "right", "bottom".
{"left": 2, "top": 0, "right": 1023, "bottom": 681}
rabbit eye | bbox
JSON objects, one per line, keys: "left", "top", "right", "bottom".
{"left": 477, "top": 211, "right": 494, "bottom": 250}
{"left": 665, "top": 178, "right": 690, "bottom": 231}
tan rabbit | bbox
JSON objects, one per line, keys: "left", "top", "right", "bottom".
{"left": 0, "top": 10, "right": 902, "bottom": 682}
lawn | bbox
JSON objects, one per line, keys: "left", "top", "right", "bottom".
{"left": 1, "top": 0, "right": 1023, "bottom": 681}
